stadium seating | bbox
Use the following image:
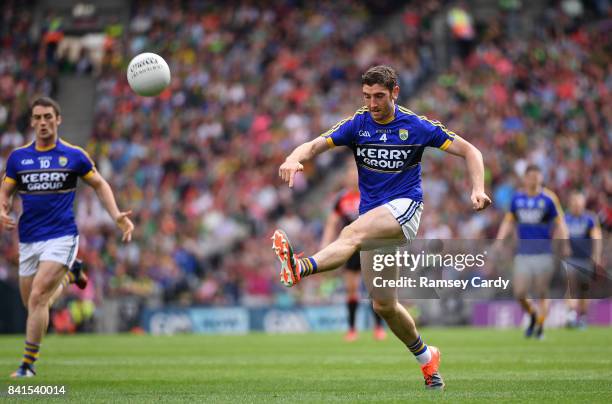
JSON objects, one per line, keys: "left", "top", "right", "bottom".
{"left": 1, "top": 0, "right": 609, "bottom": 312}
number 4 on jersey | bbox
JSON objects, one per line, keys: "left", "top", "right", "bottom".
{"left": 380, "top": 133, "right": 387, "bottom": 142}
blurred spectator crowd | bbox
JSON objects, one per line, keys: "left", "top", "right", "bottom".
{"left": 1, "top": 0, "right": 609, "bottom": 313}
{"left": 1, "top": 0, "right": 61, "bottom": 284}
{"left": 415, "top": 1, "right": 610, "bottom": 242}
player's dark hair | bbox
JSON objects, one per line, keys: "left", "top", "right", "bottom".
{"left": 30, "top": 96, "right": 61, "bottom": 117}
{"left": 525, "top": 164, "right": 541, "bottom": 174}
{"left": 361, "top": 65, "right": 398, "bottom": 94}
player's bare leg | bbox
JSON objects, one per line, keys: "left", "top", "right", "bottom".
{"left": 578, "top": 299, "right": 589, "bottom": 322}
{"left": 360, "top": 251, "right": 418, "bottom": 345}
{"left": 370, "top": 296, "right": 443, "bottom": 389}
{"left": 572, "top": 299, "right": 590, "bottom": 329}
{"left": 273, "top": 205, "right": 444, "bottom": 389}
{"left": 18, "top": 275, "right": 35, "bottom": 307}
{"left": 27, "top": 262, "right": 67, "bottom": 342}
{"left": 534, "top": 299, "right": 549, "bottom": 338}
{"left": 533, "top": 271, "right": 553, "bottom": 339}
{"left": 361, "top": 250, "right": 443, "bottom": 389}
{"left": 344, "top": 270, "right": 360, "bottom": 341}
{"left": 372, "top": 299, "right": 418, "bottom": 344}
{"left": 273, "top": 205, "right": 404, "bottom": 286}
{"left": 49, "top": 284, "right": 65, "bottom": 306}
{"left": 11, "top": 261, "right": 67, "bottom": 378}
{"left": 272, "top": 205, "right": 404, "bottom": 285}
{"left": 343, "top": 270, "right": 385, "bottom": 341}
{"left": 314, "top": 206, "right": 404, "bottom": 271}
{"left": 18, "top": 260, "right": 86, "bottom": 311}
{"left": 566, "top": 272, "right": 589, "bottom": 329}
{"left": 48, "top": 259, "right": 88, "bottom": 305}
{"left": 513, "top": 272, "right": 538, "bottom": 337}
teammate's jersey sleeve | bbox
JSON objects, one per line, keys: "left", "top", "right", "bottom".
{"left": 543, "top": 189, "right": 562, "bottom": 221}
{"left": 3, "top": 151, "right": 18, "bottom": 183}
{"left": 418, "top": 117, "right": 456, "bottom": 150}
{"left": 321, "top": 116, "right": 356, "bottom": 148}
{"left": 74, "top": 147, "right": 96, "bottom": 178}
{"left": 508, "top": 195, "right": 518, "bottom": 218}
{"left": 587, "top": 214, "right": 596, "bottom": 231}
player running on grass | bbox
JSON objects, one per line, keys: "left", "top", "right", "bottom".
{"left": 564, "top": 190, "right": 602, "bottom": 329}
{"left": 272, "top": 65, "right": 491, "bottom": 390}
{"left": 1, "top": 97, "right": 134, "bottom": 378}
{"left": 495, "top": 164, "right": 568, "bottom": 339}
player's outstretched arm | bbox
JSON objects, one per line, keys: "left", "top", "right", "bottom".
{"left": 553, "top": 216, "right": 571, "bottom": 257}
{"left": 493, "top": 213, "right": 516, "bottom": 256}
{"left": 82, "top": 170, "right": 134, "bottom": 242}
{"left": 591, "top": 220, "right": 603, "bottom": 270}
{"left": 0, "top": 179, "right": 17, "bottom": 231}
{"left": 552, "top": 217, "right": 569, "bottom": 240}
{"left": 495, "top": 213, "right": 515, "bottom": 241}
{"left": 279, "top": 137, "right": 330, "bottom": 188}
{"left": 443, "top": 136, "right": 492, "bottom": 211}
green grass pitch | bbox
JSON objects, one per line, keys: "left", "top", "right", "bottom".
{"left": 1, "top": 327, "right": 611, "bottom": 403}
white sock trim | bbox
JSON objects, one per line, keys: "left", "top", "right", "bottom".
{"left": 415, "top": 346, "right": 432, "bottom": 365}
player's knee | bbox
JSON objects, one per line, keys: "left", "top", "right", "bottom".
{"left": 28, "top": 288, "right": 50, "bottom": 310}
{"left": 339, "top": 225, "right": 365, "bottom": 250}
{"left": 513, "top": 289, "right": 527, "bottom": 300}
{"left": 19, "top": 293, "right": 29, "bottom": 309}
{"left": 372, "top": 299, "right": 397, "bottom": 318}
{"left": 515, "top": 288, "right": 536, "bottom": 300}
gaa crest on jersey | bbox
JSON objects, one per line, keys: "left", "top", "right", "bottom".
{"left": 59, "top": 156, "right": 68, "bottom": 167}
{"left": 399, "top": 129, "right": 409, "bottom": 141}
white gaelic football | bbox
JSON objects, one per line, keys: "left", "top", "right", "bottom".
{"left": 127, "top": 52, "right": 171, "bottom": 96}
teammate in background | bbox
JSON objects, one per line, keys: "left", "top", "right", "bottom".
{"left": 564, "top": 190, "right": 602, "bottom": 329}
{"left": 0, "top": 97, "right": 134, "bottom": 378}
{"left": 320, "top": 161, "right": 386, "bottom": 342}
{"left": 273, "top": 65, "right": 491, "bottom": 390}
{"left": 495, "top": 164, "right": 568, "bottom": 340}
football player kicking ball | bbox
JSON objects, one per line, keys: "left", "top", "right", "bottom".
{"left": 272, "top": 65, "right": 491, "bottom": 390}
{"left": 1, "top": 97, "right": 134, "bottom": 378}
